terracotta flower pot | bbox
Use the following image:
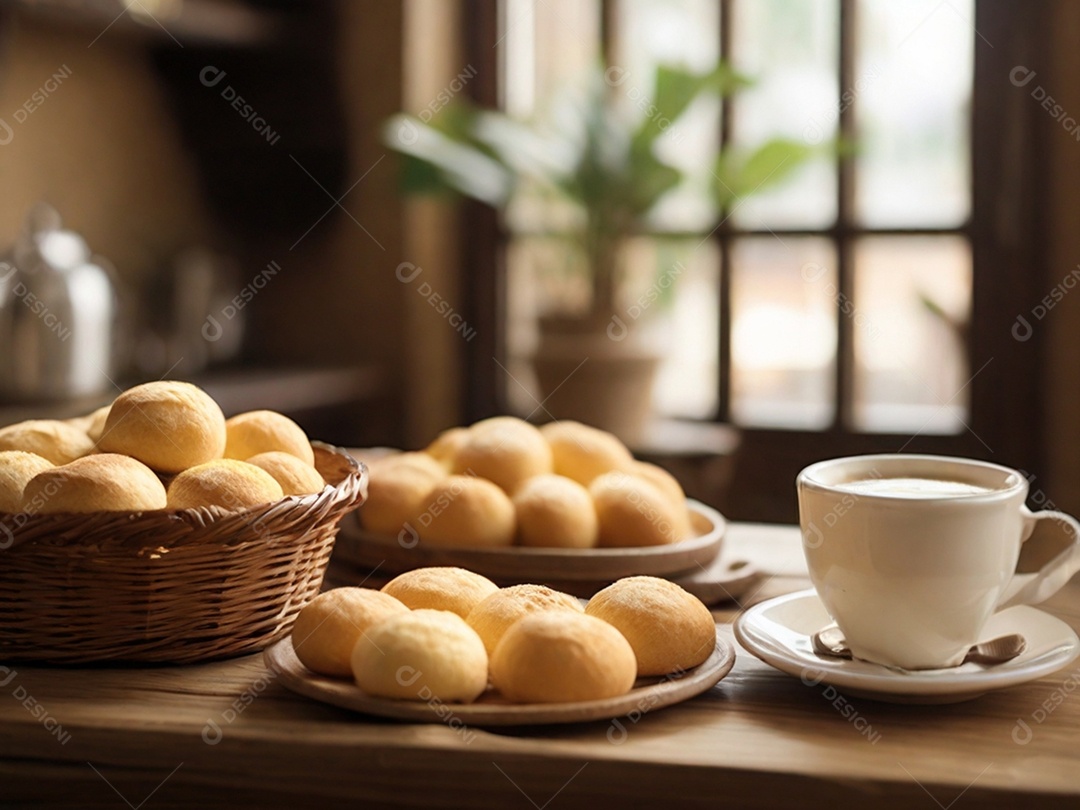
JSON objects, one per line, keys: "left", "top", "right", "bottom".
{"left": 531, "top": 316, "right": 661, "bottom": 444}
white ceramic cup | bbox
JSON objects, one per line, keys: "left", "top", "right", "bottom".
{"left": 797, "top": 454, "right": 1080, "bottom": 670}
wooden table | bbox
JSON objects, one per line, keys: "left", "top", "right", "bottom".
{"left": 2, "top": 524, "right": 1079, "bottom": 809}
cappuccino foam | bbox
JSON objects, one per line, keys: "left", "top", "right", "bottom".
{"left": 836, "top": 477, "right": 992, "bottom": 498}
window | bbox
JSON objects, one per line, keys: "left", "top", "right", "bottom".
{"left": 458, "top": 0, "right": 1046, "bottom": 520}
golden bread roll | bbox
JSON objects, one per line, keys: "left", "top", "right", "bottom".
{"left": 351, "top": 609, "right": 488, "bottom": 703}
{"left": 586, "top": 576, "right": 716, "bottom": 675}
{"left": 359, "top": 462, "right": 442, "bottom": 536}
{"left": 381, "top": 567, "right": 498, "bottom": 619}
{"left": 540, "top": 421, "right": 633, "bottom": 486}
{"left": 512, "top": 474, "right": 598, "bottom": 548}
{"left": 85, "top": 404, "right": 111, "bottom": 443}
{"left": 66, "top": 404, "right": 111, "bottom": 443}
{"left": 369, "top": 451, "right": 447, "bottom": 481}
{"left": 626, "top": 461, "right": 692, "bottom": 540}
{"left": 590, "top": 471, "right": 686, "bottom": 547}
{"left": 291, "top": 587, "right": 409, "bottom": 677}
{"left": 417, "top": 475, "right": 516, "bottom": 548}
{"left": 626, "top": 461, "right": 685, "bottom": 508}
{"left": 98, "top": 381, "right": 226, "bottom": 473}
{"left": 424, "top": 426, "right": 469, "bottom": 469}
{"left": 224, "top": 410, "right": 314, "bottom": 466}
{"left": 452, "top": 416, "right": 552, "bottom": 493}
{"left": 466, "top": 583, "right": 583, "bottom": 655}
{"left": 246, "top": 451, "right": 326, "bottom": 496}
{"left": 490, "top": 612, "right": 637, "bottom": 703}
{"left": 0, "top": 419, "right": 94, "bottom": 465}
{"left": 167, "top": 459, "right": 284, "bottom": 510}
{"left": 0, "top": 451, "right": 54, "bottom": 513}
{"left": 21, "top": 454, "right": 167, "bottom": 514}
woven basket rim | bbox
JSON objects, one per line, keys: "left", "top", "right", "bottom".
{"left": 0, "top": 442, "right": 367, "bottom": 553}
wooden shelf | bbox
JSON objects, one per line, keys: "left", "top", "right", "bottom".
{"left": 0, "top": 364, "right": 384, "bottom": 425}
{"left": 11, "top": 0, "right": 283, "bottom": 49}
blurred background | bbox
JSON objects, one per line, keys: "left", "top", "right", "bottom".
{"left": 0, "top": 0, "right": 1077, "bottom": 522}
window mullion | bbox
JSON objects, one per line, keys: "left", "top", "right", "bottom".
{"left": 717, "top": 0, "right": 734, "bottom": 422}
{"left": 600, "top": 0, "right": 616, "bottom": 67}
{"left": 835, "top": 0, "right": 858, "bottom": 432}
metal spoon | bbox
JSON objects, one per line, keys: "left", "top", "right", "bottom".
{"left": 811, "top": 625, "right": 1026, "bottom": 667}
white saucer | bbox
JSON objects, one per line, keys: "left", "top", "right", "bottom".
{"left": 734, "top": 589, "right": 1080, "bottom": 704}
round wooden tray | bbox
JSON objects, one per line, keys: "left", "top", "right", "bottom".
{"left": 335, "top": 500, "right": 726, "bottom": 582}
{"left": 263, "top": 629, "right": 735, "bottom": 726}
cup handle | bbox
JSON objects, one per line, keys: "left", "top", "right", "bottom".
{"left": 998, "top": 507, "right": 1080, "bottom": 609}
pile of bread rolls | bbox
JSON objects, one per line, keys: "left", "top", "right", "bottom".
{"left": 292, "top": 566, "right": 717, "bottom": 704}
{"left": 361, "top": 417, "right": 692, "bottom": 548}
{"left": 0, "top": 380, "right": 327, "bottom": 516}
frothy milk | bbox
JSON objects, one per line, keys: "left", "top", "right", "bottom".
{"left": 836, "top": 477, "right": 992, "bottom": 498}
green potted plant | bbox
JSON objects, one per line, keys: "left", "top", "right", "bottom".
{"left": 386, "top": 62, "right": 814, "bottom": 440}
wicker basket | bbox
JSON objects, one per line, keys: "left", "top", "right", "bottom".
{"left": 0, "top": 443, "right": 366, "bottom": 664}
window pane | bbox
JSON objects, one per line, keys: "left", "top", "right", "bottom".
{"left": 620, "top": 237, "right": 719, "bottom": 419}
{"left": 500, "top": 0, "right": 601, "bottom": 233}
{"left": 613, "top": 0, "right": 721, "bottom": 231}
{"left": 851, "top": 236, "right": 972, "bottom": 433}
{"left": 614, "top": 0, "right": 720, "bottom": 75}
{"left": 731, "top": 0, "right": 839, "bottom": 229}
{"left": 504, "top": 235, "right": 590, "bottom": 415}
{"left": 853, "top": 0, "right": 974, "bottom": 226}
{"left": 504, "top": 236, "right": 720, "bottom": 420}
{"left": 731, "top": 236, "right": 837, "bottom": 428}
{"left": 500, "top": 0, "right": 600, "bottom": 118}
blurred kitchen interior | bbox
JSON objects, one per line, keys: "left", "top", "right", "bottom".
{"left": 0, "top": 0, "right": 1078, "bottom": 523}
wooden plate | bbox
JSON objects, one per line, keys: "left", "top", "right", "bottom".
{"left": 326, "top": 549, "right": 760, "bottom": 606}
{"left": 263, "top": 630, "right": 735, "bottom": 726}
{"left": 335, "top": 500, "right": 726, "bottom": 583}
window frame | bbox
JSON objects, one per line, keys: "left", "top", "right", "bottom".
{"left": 457, "top": 0, "right": 1051, "bottom": 522}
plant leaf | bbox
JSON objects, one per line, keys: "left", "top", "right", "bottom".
{"left": 708, "top": 61, "right": 754, "bottom": 96}
{"left": 626, "top": 154, "right": 682, "bottom": 219}
{"left": 382, "top": 114, "right": 514, "bottom": 206}
{"left": 712, "top": 137, "right": 818, "bottom": 208}
{"left": 652, "top": 66, "right": 709, "bottom": 126}
{"left": 398, "top": 153, "right": 453, "bottom": 195}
